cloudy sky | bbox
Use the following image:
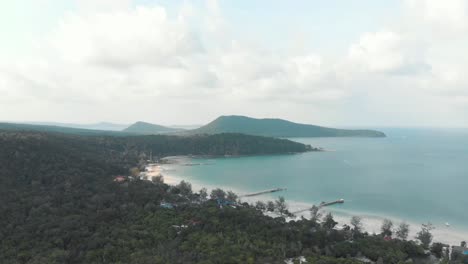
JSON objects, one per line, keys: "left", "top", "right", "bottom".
{"left": 1, "top": 0, "right": 467, "bottom": 127}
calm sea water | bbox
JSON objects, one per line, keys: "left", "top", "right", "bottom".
{"left": 167, "top": 128, "right": 468, "bottom": 235}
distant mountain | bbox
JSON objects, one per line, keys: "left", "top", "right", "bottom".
{"left": 27, "top": 121, "right": 129, "bottom": 131}
{"left": 122, "top": 121, "right": 183, "bottom": 135}
{"left": 170, "top": 124, "right": 203, "bottom": 130}
{"left": 0, "top": 122, "right": 131, "bottom": 136}
{"left": 185, "top": 115, "right": 386, "bottom": 138}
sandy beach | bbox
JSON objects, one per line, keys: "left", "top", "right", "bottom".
{"left": 145, "top": 163, "right": 183, "bottom": 186}
{"left": 287, "top": 200, "right": 468, "bottom": 247}
{"left": 144, "top": 161, "right": 468, "bottom": 247}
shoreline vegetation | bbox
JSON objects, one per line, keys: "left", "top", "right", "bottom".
{"left": 1, "top": 130, "right": 467, "bottom": 263}
{"left": 132, "top": 160, "right": 468, "bottom": 263}
{"left": 145, "top": 159, "right": 468, "bottom": 248}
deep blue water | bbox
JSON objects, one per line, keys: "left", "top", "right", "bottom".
{"left": 169, "top": 128, "right": 468, "bottom": 231}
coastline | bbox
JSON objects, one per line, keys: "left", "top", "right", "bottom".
{"left": 145, "top": 161, "right": 468, "bottom": 247}
{"left": 145, "top": 163, "right": 181, "bottom": 185}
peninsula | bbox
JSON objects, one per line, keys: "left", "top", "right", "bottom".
{"left": 184, "top": 115, "right": 386, "bottom": 138}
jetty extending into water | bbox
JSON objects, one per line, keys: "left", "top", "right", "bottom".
{"left": 239, "top": 188, "right": 287, "bottom": 198}
{"left": 292, "top": 199, "right": 344, "bottom": 214}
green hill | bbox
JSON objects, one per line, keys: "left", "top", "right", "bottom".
{"left": 123, "top": 121, "right": 182, "bottom": 135}
{"left": 186, "top": 115, "right": 386, "bottom": 138}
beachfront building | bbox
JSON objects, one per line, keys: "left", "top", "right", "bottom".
{"left": 113, "top": 176, "right": 126, "bottom": 183}
{"left": 452, "top": 246, "right": 468, "bottom": 255}
{"left": 452, "top": 244, "right": 468, "bottom": 261}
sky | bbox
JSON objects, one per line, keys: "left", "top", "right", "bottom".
{"left": 0, "top": 0, "right": 467, "bottom": 127}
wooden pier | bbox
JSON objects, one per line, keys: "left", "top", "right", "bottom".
{"left": 292, "top": 199, "right": 344, "bottom": 214}
{"left": 239, "top": 188, "right": 287, "bottom": 198}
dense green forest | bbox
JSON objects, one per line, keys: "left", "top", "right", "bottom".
{"left": 184, "top": 115, "right": 386, "bottom": 138}
{"left": 19, "top": 122, "right": 129, "bottom": 131}
{"left": 0, "top": 122, "right": 131, "bottom": 136}
{"left": 0, "top": 128, "right": 313, "bottom": 157}
{"left": 1, "top": 130, "right": 466, "bottom": 263}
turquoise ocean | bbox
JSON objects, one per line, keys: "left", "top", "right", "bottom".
{"left": 164, "top": 128, "right": 468, "bottom": 244}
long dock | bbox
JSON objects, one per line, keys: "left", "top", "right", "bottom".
{"left": 292, "top": 199, "right": 344, "bottom": 214}
{"left": 239, "top": 188, "right": 287, "bottom": 198}
{"left": 320, "top": 199, "right": 344, "bottom": 207}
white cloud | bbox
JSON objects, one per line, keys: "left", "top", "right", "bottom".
{"left": 405, "top": 0, "right": 468, "bottom": 32}
{"left": 9, "top": 3, "right": 341, "bottom": 105}
{"left": 286, "top": 54, "right": 323, "bottom": 85}
{"left": 401, "top": 0, "right": 468, "bottom": 104}
{"left": 51, "top": 6, "right": 203, "bottom": 67}
{"left": 347, "top": 31, "right": 430, "bottom": 75}
{"left": 74, "top": 0, "right": 133, "bottom": 14}
{"left": 0, "top": 1, "right": 467, "bottom": 126}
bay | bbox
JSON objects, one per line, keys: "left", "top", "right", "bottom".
{"left": 164, "top": 128, "right": 468, "bottom": 244}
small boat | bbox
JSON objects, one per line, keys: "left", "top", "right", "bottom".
{"left": 445, "top": 222, "right": 450, "bottom": 227}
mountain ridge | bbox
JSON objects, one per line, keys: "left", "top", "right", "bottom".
{"left": 1, "top": 116, "right": 386, "bottom": 138}
{"left": 26, "top": 121, "right": 129, "bottom": 131}
{"left": 122, "top": 121, "right": 183, "bottom": 135}
{"left": 0, "top": 122, "right": 132, "bottom": 136}
{"left": 184, "top": 115, "right": 386, "bottom": 138}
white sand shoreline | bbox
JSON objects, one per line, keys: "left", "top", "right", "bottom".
{"left": 145, "top": 163, "right": 181, "bottom": 185}
{"left": 145, "top": 163, "right": 468, "bottom": 247}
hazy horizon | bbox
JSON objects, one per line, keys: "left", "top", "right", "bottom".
{"left": 1, "top": 0, "right": 467, "bottom": 127}
{"left": 3, "top": 117, "right": 468, "bottom": 131}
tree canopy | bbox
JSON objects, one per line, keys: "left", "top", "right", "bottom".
{"left": 0, "top": 130, "right": 449, "bottom": 263}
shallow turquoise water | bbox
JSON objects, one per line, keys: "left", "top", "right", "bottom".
{"left": 170, "top": 128, "right": 468, "bottom": 231}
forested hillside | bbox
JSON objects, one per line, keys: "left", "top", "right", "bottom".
{"left": 0, "top": 130, "right": 462, "bottom": 263}
{"left": 122, "top": 121, "right": 182, "bottom": 134}
{"left": 186, "top": 115, "right": 386, "bottom": 138}
{"left": 0, "top": 122, "right": 130, "bottom": 136}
